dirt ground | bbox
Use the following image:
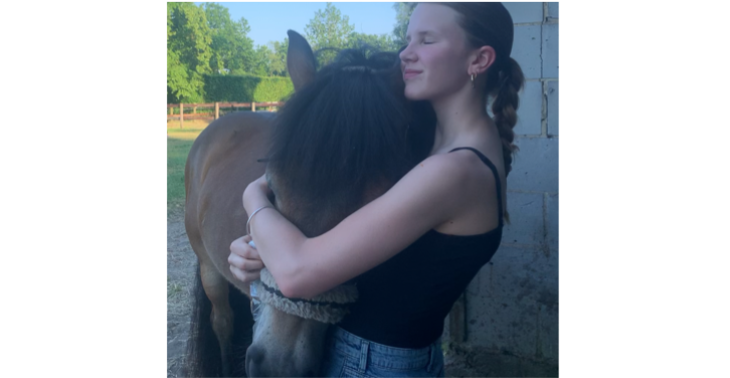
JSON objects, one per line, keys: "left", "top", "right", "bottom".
{"left": 167, "top": 208, "right": 198, "bottom": 377}
{"left": 166, "top": 209, "right": 555, "bottom": 377}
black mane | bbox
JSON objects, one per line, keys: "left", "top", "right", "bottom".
{"left": 267, "top": 47, "right": 424, "bottom": 229}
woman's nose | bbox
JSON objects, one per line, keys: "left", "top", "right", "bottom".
{"left": 399, "top": 44, "right": 415, "bottom": 63}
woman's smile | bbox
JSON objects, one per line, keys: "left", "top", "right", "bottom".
{"left": 403, "top": 69, "right": 422, "bottom": 80}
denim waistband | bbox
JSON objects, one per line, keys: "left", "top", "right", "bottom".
{"left": 329, "top": 326, "right": 442, "bottom": 373}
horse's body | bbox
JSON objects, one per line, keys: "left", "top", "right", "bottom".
{"left": 184, "top": 111, "right": 272, "bottom": 376}
{"left": 184, "top": 31, "right": 422, "bottom": 377}
{"left": 185, "top": 111, "right": 272, "bottom": 297}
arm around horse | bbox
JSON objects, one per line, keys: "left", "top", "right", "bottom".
{"left": 244, "top": 153, "right": 474, "bottom": 299}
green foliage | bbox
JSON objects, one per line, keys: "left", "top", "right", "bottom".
{"left": 268, "top": 39, "right": 289, "bottom": 77}
{"left": 305, "top": 2, "right": 355, "bottom": 67}
{"left": 253, "top": 76, "right": 294, "bottom": 102}
{"left": 204, "top": 74, "right": 293, "bottom": 102}
{"left": 251, "top": 45, "right": 272, "bottom": 76}
{"left": 167, "top": 3, "right": 214, "bottom": 103}
{"left": 392, "top": 2, "right": 417, "bottom": 48}
{"left": 202, "top": 2, "right": 256, "bottom": 76}
{"left": 251, "top": 40, "right": 290, "bottom": 77}
{"left": 167, "top": 2, "right": 413, "bottom": 104}
{"left": 204, "top": 74, "right": 261, "bottom": 102}
{"left": 347, "top": 32, "right": 397, "bottom": 52}
{"left": 167, "top": 48, "right": 194, "bottom": 103}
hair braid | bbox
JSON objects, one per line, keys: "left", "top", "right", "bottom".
{"left": 490, "top": 57, "right": 524, "bottom": 177}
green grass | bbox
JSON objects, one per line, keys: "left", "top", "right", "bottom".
{"left": 167, "top": 281, "right": 184, "bottom": 298}
{"left": 167, "top": 120, "right": 207, "bottom": 213}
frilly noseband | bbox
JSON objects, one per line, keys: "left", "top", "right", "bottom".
{"left": 253, "top": 268, "right": 359, "bottom": 324}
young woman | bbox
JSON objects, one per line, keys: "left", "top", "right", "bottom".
{"left": 229, "top": 3, "right": 524, "bottom": 377}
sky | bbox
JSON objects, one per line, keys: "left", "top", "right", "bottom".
{"left": 195, "top": 2, "right": 399, "bottom": 48}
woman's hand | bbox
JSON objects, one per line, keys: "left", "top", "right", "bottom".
{"left": 229, "top": 234, "right": 265, "bottom": 284}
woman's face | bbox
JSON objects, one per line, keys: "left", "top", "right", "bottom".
{"left": 399, "top": 3, "right": 472, "bottom": 101}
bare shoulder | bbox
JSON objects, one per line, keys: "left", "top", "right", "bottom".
{"left": 426, "top": 148, "right": 504, "bottom": 234}
{"left": 405, "top": 152, "right": 477, "bottom": 190}
{"left": 417, "top": 149, "right": 497, "bottom": 184}
{"left": 392, "top": 151, "right": 495, "bottom": 213}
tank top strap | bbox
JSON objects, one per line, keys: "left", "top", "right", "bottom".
{"left": 448, "top": 147, "right": 504, "bottom": 227}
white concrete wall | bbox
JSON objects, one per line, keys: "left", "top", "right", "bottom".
{"left": 452, "top": 2, "right": 559, "bottom": 365}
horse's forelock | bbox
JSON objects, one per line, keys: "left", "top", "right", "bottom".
{"left": 267, "top": 49, "right": 416, "bottom": 236}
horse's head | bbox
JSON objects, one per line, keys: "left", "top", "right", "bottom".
{"left": 245, "top": 30, "right": 424, "bottom": 377}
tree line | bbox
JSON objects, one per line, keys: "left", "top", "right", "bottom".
{"left": 167, "top": 2, "right": 415, "bottom": 103}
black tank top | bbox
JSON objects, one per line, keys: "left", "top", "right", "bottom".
{"left": 339, "top": 147, "right": 504, "bottom": 348}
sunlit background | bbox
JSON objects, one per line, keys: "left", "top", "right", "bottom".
{"left": 195, "top": 2, "right": 399, "bottom": 48}
{"left": 168, "top": 2, "right": 410, "bottom": 104}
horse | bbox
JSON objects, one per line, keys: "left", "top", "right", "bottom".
{"left": 184, "top": 30, "right": 432, "bottom": 377}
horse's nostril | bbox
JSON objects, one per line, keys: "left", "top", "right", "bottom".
{"left": 246, "top": 345, "right": 265, "bottom": 365}
{"left": 245, "top": 345, "right": 265, "bottom": 377}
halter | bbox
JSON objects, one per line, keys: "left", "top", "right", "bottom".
{"left": 252, "top": 268, "right": 359, "bottom": 324}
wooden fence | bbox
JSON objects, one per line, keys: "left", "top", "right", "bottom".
{"left": 167, "top": 101, "right": 284, "bottom": 128}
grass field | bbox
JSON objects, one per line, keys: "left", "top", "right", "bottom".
{"left": 167, "top": 120, "right": 209, "bottom": 213}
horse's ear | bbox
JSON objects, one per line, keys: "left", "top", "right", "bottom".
{"left": 287, "top": 30, "right": 317, "bottom": 92}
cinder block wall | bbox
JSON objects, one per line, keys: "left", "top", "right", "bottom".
{"left": 458, "top": 2, "right": 559, "bottom": 365}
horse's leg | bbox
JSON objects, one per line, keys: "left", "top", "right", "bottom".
{"left": 199, "top": 260, "right": 235, "bottom": 377}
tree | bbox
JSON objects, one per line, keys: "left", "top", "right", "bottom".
{"left": 202, "top": 3, "right": 256, "bottom": 76}
{"left": 268, "top": 38, "right": 289, "bottom": 77}
{"left": 167, "top": 7, "right": 191, "bottom": 103}
{"left": 167, "top": 2, "right": 214, "bottom": 103}
{"left": 250, "top": 45, "right": 272, "bottom": 76}
{"left": 346, "top": 32, "right": 397, "bottom": 52}
{"left": 304, "top": 2, "right": 355, "bottom": 67}
{"left": 392, "top": 2, "right": 417, "bottom": 49}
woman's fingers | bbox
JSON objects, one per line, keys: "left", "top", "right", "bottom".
{"left": 229, "top": 265, "right": 260, "bottom": 284}
{"left": 229, "top": 234, "right": 265, "bottom": 285}
{"left": 228, "top": 253, "right": 265, "bottom": 272}
{"left": 228, "top": 252, "right": 244, "bottom": 268}
{"left": 230, "top": 235, "right": 261, "bottom": 259}
{"left": 230, "top": 236, "right": 246, "bottom": 256}
{"left": 244, "top": 258, "right": 265, "bottom": 271}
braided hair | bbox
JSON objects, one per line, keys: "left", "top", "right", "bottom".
{"left": 441, "top": 2, "right": 525, "bottom": 176}
{"left": 487, "top": 58, "right": 525, "bottom": 176}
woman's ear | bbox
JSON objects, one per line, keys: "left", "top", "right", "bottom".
{"left": 469, "top": 45, "right": 496, "bottom": 75}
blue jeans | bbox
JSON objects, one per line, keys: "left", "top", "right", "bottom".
{"left": 320, "top": 326, "right": 445, "bottom": 377}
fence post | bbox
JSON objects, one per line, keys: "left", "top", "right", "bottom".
{"left": 252, "top": 102, "right": 256, "bottom": 112}
{"left": 180, "top": 103, "right": 183, "bottom": 129}
{"left": 169, "top": 106, "right": 172, "bottom": 116}
{"left": 449, "top": 292, "right": 466, "bottom": 343}
{"left": 193, "top": 106, "right": 197, "bottom": 115}
{"left": 215, "top": 102, "right": 219, "bottom": 120}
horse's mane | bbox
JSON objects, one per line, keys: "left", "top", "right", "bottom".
{"left": 268, "top": 47, "right": 423, "bottom": 218}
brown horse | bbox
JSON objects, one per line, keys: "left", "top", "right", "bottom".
{"left": 184, "top": 108, "right": 270, "bottom": 376}
{"left": 184, "top": 30, "right": 424, "bottom": 377}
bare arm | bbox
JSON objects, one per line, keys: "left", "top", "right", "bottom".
{"left": 244, "top": 153, "right": 474, "bottom": 299}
